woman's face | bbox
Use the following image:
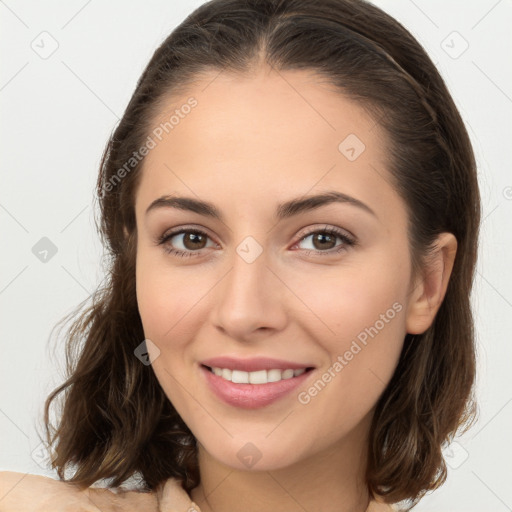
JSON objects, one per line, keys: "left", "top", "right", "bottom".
{"left": 134, "top": 67, "right": 420, "bottom": 470}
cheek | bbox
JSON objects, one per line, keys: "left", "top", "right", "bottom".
{"left": 301, "top": 259, "right": 408, "bottom": 414}
{"left": 290, "top": 251, "right": 409, "bottom": 404}
{"left": 290, "top": 252, "right": 410, "bottom": 344}
{"left": 135, "top": 253, "right": 201, "bottom": 415}
{"left": 135, "top": 251, "right": 201, "bottom": 342}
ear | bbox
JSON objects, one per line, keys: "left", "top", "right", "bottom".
{"left": 405, "top": 232, "right": 457, "bottom": 335}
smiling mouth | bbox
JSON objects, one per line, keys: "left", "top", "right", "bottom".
{"left": 202, "top": 364, "right": 315, "bottom": 384}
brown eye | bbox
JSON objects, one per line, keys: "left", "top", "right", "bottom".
{"left": 158, "top": 228, "right": 215, "bottom": 257}
{"left": 180, "top": 231, "right": 208, "bottom": 250}
{"left": 310, "top": 232, "right": 337, "bottom": 251}
{"left": 296, "top": 227, "right": 356, "bottom": 255}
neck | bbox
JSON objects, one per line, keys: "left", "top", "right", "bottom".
{"left": 190, "top": 412, "right": 373, "bottom": 512}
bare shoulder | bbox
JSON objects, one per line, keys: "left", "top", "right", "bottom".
{"left": 0, "top": 471, "right": 158, "bottom": 512}
{"left": 0, "top": 471, "right": 92, "bottom": 511}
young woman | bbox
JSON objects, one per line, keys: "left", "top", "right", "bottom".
{"left": 0, "top": 0, "right": 480, "bottom": 510}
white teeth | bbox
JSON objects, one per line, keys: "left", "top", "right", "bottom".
{"left": 231, "top": 369, "right": 249, "bottom": 384}
{"left": 249, "top": 370, "right": 267, "bottom": 384}
{"left": 209, "top": 366, "right": 309, "bottom": 384}
{"left": 267, "top": 369, "right": 282, "bottom": 382}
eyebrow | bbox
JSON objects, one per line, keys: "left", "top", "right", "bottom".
{"left": 145, "top": 191, "right": 377, "bottom": 221}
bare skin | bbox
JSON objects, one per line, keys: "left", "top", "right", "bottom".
{"left": 134, "top": 65, "right": 457, "bottom": 512}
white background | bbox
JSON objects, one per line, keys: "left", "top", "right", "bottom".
{"left": 1, "top": 0, "right": 511, "bottom": 510}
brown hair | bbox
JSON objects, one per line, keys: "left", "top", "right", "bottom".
{"left": 42, "top": 0, "right": 481, "bottom": 507}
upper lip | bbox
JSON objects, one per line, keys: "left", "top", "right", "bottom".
{"left": 201, "top": 356, "right": 315, "bottom": 372}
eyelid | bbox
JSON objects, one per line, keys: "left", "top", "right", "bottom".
{"left": 156, "top": 223, "right": 355, "bottom": 242}
{"left": 296, "top": 224, "right": 356, "bottom": 244}
{"left": 155, "top": 224, "right": 217, "bottom": 244}
{"left": 156, "top": 223, "right": 357, "bottom": 257}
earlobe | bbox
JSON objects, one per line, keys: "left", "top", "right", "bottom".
{"left": 405, "top": 232, "right": 458, "bottom": 335}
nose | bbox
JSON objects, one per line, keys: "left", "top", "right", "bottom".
{"left": 210, "top": 240, "right": 288, "bottom": 342}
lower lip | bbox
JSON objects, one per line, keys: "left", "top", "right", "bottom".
{"left": 200, "top": 365, "right": 313, "bottom": 409}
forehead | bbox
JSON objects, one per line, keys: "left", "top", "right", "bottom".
{"left": 148, "top": 67, "right": 383, "bottom": 160}
{"left": 136, "top": 67, "right": 403, "bottom": 225}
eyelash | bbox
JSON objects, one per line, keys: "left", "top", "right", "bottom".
{"left": 156, "top": 226, "right": 357, "bottom": 258}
